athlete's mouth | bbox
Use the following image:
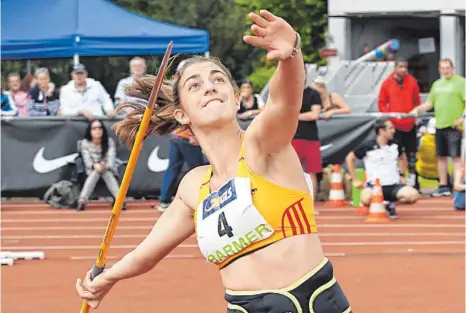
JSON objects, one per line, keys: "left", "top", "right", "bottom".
{"left": 203, "top": 98, "right": 224, "bottom": 107}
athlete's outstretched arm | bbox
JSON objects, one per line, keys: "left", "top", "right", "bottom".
{"left": 76, "top": 171, "right": 197, "bottom": 308}
{"left": 243, "top": 10, "right": 305, "bottom": 154}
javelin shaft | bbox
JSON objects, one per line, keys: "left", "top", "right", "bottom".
{"left": 80, "top": 41, "right": 173, "bottom": 313}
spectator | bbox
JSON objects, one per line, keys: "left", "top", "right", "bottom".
{"left": 312, "top": 76, "right": 351, "bottom": 119}
{"left": 114, "top": 57, "right": 147, "bottom": 108}
{"left": 22, "top": 73, "right": 36, "bottom": 90}
{"left": 411, "top": 58, "right": 465, "bottom": 197}
{"left": 7, "top": 73, "right": 29, "bottom": 116}
{"left": 237, "top": 79, "right": 264, "bottom": 120}
{"left": 76, "top": 120, "right": 124, "bottom": 211}
{"left": 378, "top": 59, "right": 421, "bottom": 187}
{"left": 291, "top": 66, "right": 322, "bottom": 206}
{"left": 1, "top": 76, "right": 18, "bottom": 116}
{"left": 59, "top": 64, "right": 116, "bottom": 120}
{"left": 157, "top": 129, "right": 206, "bottom": 212}
{"left": 346, "top": 118, "right": 420, "bottom": 219}
{"left": 26, "top": 68, "right": 60, "bottom": 116}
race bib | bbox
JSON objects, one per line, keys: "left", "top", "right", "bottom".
{"left": 196, "top": 177, "right": 274, "bottom": 265}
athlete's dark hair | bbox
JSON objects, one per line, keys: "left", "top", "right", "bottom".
{"left": 112, "top": 55, "right": 237, "bottom": 147}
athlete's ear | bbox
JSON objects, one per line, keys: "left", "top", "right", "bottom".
{"left": 235, "top": 93, "right": 240, "bottom": 111}
{"left": 174, "top": 108, "right": 190, "bottom": 125}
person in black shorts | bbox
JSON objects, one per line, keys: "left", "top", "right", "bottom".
{"left": 346, "top": 118, "right": 420, "bottom": 218}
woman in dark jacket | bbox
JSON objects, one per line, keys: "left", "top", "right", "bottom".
{"left": 27, "top": 67, "right": 60, "bottom": 116}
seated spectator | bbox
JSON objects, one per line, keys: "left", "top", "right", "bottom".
{"left": 59, "top": 64, "right": 115, "bottom": 120}
{"left": 346, "top": 118, "right": 420, "bottom": 219}
{"left": 311, "top": 76, "right": 351, "bottom": 119}
{"left": 114, "top": 57, "right": 147, "bottom": 109}
{"left": 76, "top": 120, "right": 124, "bottom": 211}
{"left": 1, "top": 76, "right": 18, "bottom": 116}
{"left": 26, "top": 68, "right": 60, "bottom": 116}
{"left": 237, "top": 79, "right": 264, "bottom": 120}
{"left": 7, "top": 72, "right": 29, "bottom": 116}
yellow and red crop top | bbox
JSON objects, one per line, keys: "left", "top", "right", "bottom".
{"left": 194, "top": 139, "right": 318, "bottom": 270}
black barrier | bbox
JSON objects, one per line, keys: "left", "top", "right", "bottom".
{"left": 1, "top": 115, "right": 382, "bottom": 198}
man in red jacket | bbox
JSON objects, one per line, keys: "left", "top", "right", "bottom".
{"left": 378, "top": 59, "right": 421, "bottom": 186}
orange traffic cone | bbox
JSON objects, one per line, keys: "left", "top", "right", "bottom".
{"left": 364, "top": 178, "right": 391, "bottom": 223}
{"left": 324, "top": 164, "right": 349, "bottom": 207}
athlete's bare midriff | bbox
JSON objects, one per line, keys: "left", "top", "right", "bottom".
{"left": 219, "top": 233, "right": 324, "bottom": 291}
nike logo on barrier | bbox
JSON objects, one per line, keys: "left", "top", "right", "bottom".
{"left": 320, "top": 143, "right": 333, "bottom": 151}
{"left": 33, "top": 147, "right": 78, "bottom": 174}
{"left": 147, "top": 146, "right": 169, "bottom": 172}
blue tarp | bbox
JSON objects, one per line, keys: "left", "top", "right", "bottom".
{"left": 1, "top": 0, "right": 210, "bottom": 60}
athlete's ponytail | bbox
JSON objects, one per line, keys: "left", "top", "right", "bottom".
{"left": 112, "top": 75, "right": 186, "bottom": 146}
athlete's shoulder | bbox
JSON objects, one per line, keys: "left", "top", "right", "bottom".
{"left": 178, "top": 165, "right": 210, "bottom": 209}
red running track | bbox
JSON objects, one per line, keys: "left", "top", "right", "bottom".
{"left": 1, "top": 197, "right": 464, "bottom": 313}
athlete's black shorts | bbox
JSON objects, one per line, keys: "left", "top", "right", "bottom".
{"left": 225, "top": 258, "right": 351, "bottom": 313}
{"left": 435, "top": 127, "right": 463, "bottom": 157}
{"left": 366, "top": 182, "right": 406, "bottom": 202}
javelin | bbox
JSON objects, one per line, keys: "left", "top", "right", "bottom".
{"left": 79, "top": 41, "right": 173, "bottom": 313}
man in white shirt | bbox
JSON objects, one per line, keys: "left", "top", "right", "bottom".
{"left": 346, "top": 118, "right": 420, "bottom": 218}
{"left": 59, "top": 64, "right": 115, "bottom": 120}
{"left": 114, "top": 57, "right": 147, "bottom": 107}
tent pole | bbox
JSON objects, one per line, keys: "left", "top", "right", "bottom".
{"left": 204, "top": 51, "right": 210, "bottom": 57}
{"left": 26, "top": 60, "right": 32, "bottom": 74}
{"left": 74, "top": 53, "right": 80, "bottom": 65}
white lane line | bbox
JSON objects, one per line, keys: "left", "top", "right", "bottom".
{"left": 1, "top": 217, "right": 160, "bottom": 223}
{"left": 1, "top": 209, "right": 159, "bottom": 215}
{"left": 2, "top": 215, "right": 464, "bottom": 223}
{"left": 70, "top": 254, "right": 197, "bottom": 260}
{"left": 2, "top": 224, "right": 465, "bottom": 231}
{"left": 2, "top": 232, "right": 464, "bottom": 240}
{"left": 1, "top": 206, "right": 454, "bottom": 215}
{"left": 2, "top": 241, "right": 464, "bottom": 251}
{"left": 322, "top": 207, "right": 454, "bottom": 212}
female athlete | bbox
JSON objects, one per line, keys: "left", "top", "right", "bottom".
{"left": 76, "top": 9, "right": 352, "bottom": 313}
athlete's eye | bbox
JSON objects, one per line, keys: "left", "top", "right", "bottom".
{"left": 188, "top": 83, "right": 200, "bottom": 91}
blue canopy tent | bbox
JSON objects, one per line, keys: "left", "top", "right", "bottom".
{"left": 1, "top": 0, "right": 210, "bottom": 60}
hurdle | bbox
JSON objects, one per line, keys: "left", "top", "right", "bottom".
{"left": 0, "top": 251, "right": 45, "bottom": 261}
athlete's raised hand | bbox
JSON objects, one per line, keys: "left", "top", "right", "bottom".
{"left": 243, "top": 10, "right": 298, "bottom": 61}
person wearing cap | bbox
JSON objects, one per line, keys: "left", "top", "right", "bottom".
{"left": 59, "top": 64, "right": 115, "bottom": 120}
{"left": 26, "top": 67, "right": 60, "bottom": 116}
{"left": 311, "top": 76, "right": 351, "bottom": 119}
{"left": 237, "top": 79, "right": 265, "bottom": 120}
{"left": 378, "top": 59, "right": 421, "bottom": 188}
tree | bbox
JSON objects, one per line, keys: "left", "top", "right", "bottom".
{"left": 235, "top": 0, "right": 328, "bottom": 91}
{"left": 114, "top": 0, "right": 258, "bottom": 80}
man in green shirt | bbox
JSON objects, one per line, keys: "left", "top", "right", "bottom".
{"left": 411, "top": 58, "right": 465, "bottom": 197}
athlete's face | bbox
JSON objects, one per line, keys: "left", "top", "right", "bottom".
{"left": 175, "top": 62, "right": 240, "bottom": 129}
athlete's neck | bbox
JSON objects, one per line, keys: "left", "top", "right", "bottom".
{"left": 376, "top": 136, "right": 388, "bottom": 147}
{"left": 92, "top": 138, "right": 101, "bottom": 146}
{"left": 194, "top": 121, "right": 244, "bottom": 179}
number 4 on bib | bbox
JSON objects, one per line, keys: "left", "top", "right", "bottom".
{"left": 217, "top": 212, "right": 234, "bottom": 238}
